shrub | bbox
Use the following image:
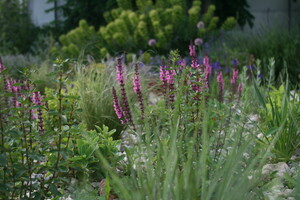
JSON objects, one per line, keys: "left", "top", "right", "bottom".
{"left": 57, "top": 0, "right": 236, "bottom": 58}
{"left": 0, "top": 58, "right": 123, "bottom": 198}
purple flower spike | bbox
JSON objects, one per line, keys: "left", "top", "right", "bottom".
{"left": 166, "top": 69, "right": 176, "bottom": 85}
{"left": 0, "top": 57, "right": 6, "bottom": 72}
{"left": 133, "top": 64, "right": 145, "bottom": 119}
{"left": 180, "top": 59, "right": 187, "bottom": 69}
{"left": 168, "top": 70, "right": 176, "bottom": 105}
{"left": 189, "top": 45, "right": 196, "bottom": 58}
{"left": 112, "top": 87, "right": 126, "bottom": 124}
{"left": 116, "top": 59, "right": 126, "bottom": 84}
{"left": 205, "top": 65, "right": 212, "bottom": 89}
{"left": 23, "top": 80, "right": 30, "bottom": 91}
{"left": 203, "top": 56, "right": 210, "bottom": 67}
{"left": 116, "top": 58, "right": 135, "bottom": 129}
{"left": 32, "top": 91, "right": 44, "bottom": 132}
{"left": 160, "top": 59, "right": 168, "bottom": 97}
{"left": 217, "top": 72, "right": 224, "bottom": 103}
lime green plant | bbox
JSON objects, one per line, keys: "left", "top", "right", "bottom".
{"left": 262, "top": 83, "right": 300, "bottom": 159}
{"left": 52, "top": 20, "right": 102, "bottom": 59}
{"left": 56, "top": 0, "right": 236, "bottom": 58}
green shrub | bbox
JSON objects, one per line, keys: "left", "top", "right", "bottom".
{"left": 257, "top": 83, "right": 300, "bottom": 159}
{"left": 0, "top": 58, "right": 123, "bottom": 198}
{"left": 51, "top": 20, "right": 102, "bottom": 59}
{"left": 58, "top": 0, "right": 236, "bottom": 58}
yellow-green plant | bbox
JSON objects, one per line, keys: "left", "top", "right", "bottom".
{"left": 51, "top": 20, "right": 102, "bottom": 59}
{"left": 58, "top": 0, "right": 236, "bottom": 58}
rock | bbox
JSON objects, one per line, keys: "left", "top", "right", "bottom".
{"left": 264, "top": 186, "right": 294, "bottom": 200}
{"left": 262, "top": 162, "right": 290, "bottom": 177}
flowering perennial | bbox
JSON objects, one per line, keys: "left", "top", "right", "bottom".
{"left": 230, "top": 68, "right": 239, "bottom": 93}
{"left": 217, "top": 71, "right": 224, "bottom": 103}
{"left": 133, "top": 64, "right": 144, "bottom": 119}
{"left": 112, "top": 87, "right": 126, "bottom": 124}
{"left": 114, "top": 58, "right": 135, "bottom": 129}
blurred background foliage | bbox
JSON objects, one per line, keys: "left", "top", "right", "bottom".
{"left": 0, "top": 0, "right": 39, "bottom": 54}
{"left": 52, "top": 0, "right": 237, "bottom": 59}
{"left": 0, "top": 0, "right": 299, "bottom": 84}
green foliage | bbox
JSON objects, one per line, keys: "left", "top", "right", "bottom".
{"left": 47, "top": 0, "right": 118, "bottom": 34}
{"left": 0, "top": 58, "right": 123, "bottom": 198}
{"left": 58, "top": 0, "right": 237, "bottom": 58}
{"left": 259, "top": 83, "right": 300, "bottom": 159}
{"left": 75, "top": 61, "right": 124, "bottom": 137}
{"left": 69, "top": 124, "right": 122, "bottom": 180}
{"left": 212, "top": 0, "right": 254, "bottom": 28}
{"left": 0, "top": 0, "right": 38, "bottom": 54}
{"left": 99, "top": 59, "right": 275, "bottom": 199}
{"left": 51, "top": 20, "right": 102, "bottom": 59}
{"left": 228, "top": 28, "right": 300, "bottom": 85}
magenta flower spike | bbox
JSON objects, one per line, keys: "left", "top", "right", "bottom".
{"left": 167, "top": 69, "right": 176, "bottom": 105}
{"left": 32, "top": 91, "right": 44, "bottom": 132}
{"left": 189, "top": 44, "right": 196, "bottom": 58}
{"left": 116, "top": 59, "right": 125, "bottom": 84}
{"left": 160, "top": 59, "right": 168, "bottom": 97}
{"left": 0, "top": 57, "right": 5, "bottom": 72}
{"left": 203, "top": 56, "right": 210, "bottom": 67}
{"left": 133, "top": 66, "right": 142, "bottom": 94}
{"left": 217, "top": 71, "right": 224, "bottom": 103}
{"left": 205, "top": 65, "right": 212, "bottom": 89}
{"left": 112, "top": 87, "right": 126, "bottom": 124}
{"left": 180, "top": 59, "right": 187, "bottom": 69}
{"left": 133, "top": 64, "right": 145, "bottom": 119}
{"left": 116, "top": 58, "right": 135, "bottom": 129}
{"left": 191, "top": 58, "right": 200, "bottom": 70}
{"left": 166, "top": 69, "right": 176, "bottom": 85}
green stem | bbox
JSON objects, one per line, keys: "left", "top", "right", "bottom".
{"left": 9, "top": 153, "right": 16, "bottom": 199}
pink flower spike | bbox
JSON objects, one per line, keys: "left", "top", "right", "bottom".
{"left": 166, "top": 69, "right": 176, "bottom": 85}
{"left": 203, "top": 56, "right": 210, "bottom": 67}
{"left": 133, "top": 66, "right": 142, "bottom": 94}
{"left": 116, "top": 59, "right": 126, "bottom": 84}
{"left": 189, "top": 45, "right": 196, "bottom": 57}
{"left": 205, "top": 65, "right": 212, "bottom": 88}
{"left": 230, "top": 68, "right": 239, "bottom": 93}
{"left": 0, "top": 57, "right": 6, "bottom": 72}
{"left": 112, "top": 87, "right": 125, "bottom": 123}
{"left": 217, "top": 71, "right": 224, "bottom": 103}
